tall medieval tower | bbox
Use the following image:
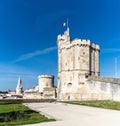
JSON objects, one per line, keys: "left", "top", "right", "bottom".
{"left": 16, "top": 77, "right": 23, "bottom": 95}
{"left": 57, "top": 28, "right": 100, "bottom": 100}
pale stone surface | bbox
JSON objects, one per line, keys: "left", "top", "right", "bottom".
{"left": 38, "top": 75, "right": 54, "bottom": 93}
{"left": 57, "top": 28, "right": 100, "bottom": 100}
{"left": 43, "top": 87, "right": 56, "bottom": 99}
{"left": 57, "top": 28, "right": 120, "bottom": 101}
{"left": 24, "top": 85, "right": 39, "bottom": 93}
{"left": 16, "top": 77, "right": 23, "bottom": 95}
{"left": 23, "top": 102, "right": 120, "bottom": 126}
{"left": 23, "top": 75, "right": 56, "bottom": 99}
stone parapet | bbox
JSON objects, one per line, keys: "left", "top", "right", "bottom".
{"left": 38, "top": 75, "right": 54, "bottom": 79}
{"left": 59, "top": 38, "right": 100, "bottom": 51}
{"left": 88, "top": 76, "right": 120, "bottom": 84}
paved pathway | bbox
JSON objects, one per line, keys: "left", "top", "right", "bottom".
{"left": 23, "top": 102, "right": 120, "bottom": 126}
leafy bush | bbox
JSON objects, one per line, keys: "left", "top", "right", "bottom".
{"left": 0, "top": 103, "right": 55, "bottom": 126}
{"left": 0, "top": 111, "right": 28, "bottom": 122}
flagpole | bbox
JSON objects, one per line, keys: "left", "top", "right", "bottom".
{"left": 66, "top": 18, "right": 70, "bottom": 36}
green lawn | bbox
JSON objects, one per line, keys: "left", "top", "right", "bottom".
{"left": 0, "top": 103, "right": 55, "bottom": 126}
{"left": 63, "top": 100, "right": 120, "bottom": 110}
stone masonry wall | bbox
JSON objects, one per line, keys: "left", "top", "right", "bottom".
{"left": 86, "top": 76, "right": 120, "bottom": 101}
{"left": 57, "top": 28, "right": 120, "bottom": 101}
{"left": 57, "top": 28, "right": 100, "bottom": 100}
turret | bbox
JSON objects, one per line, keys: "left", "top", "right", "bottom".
{"left": 57, "top": 27, "right": 71, "bottom": 47}
{"left": 38, "top": 75, "right": 54, "bottom": 93}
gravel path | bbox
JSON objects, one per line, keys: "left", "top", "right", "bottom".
{"left": 23, "top": 102, "right": 120, "bottom": 126}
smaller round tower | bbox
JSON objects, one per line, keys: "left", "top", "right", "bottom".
{"left": 38, "top": 75, "right": 54, "bottom": 93}
{"left": 16, "top": 77, "right": 23, "bottom": 95}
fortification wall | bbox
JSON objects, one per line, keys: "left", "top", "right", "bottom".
{"left": 57, "top": 28, "right": 120, "bottom": 101}
{"left": 86, "top": 77, "right": 120, "bottom": 101}
{"left": 58, "top": 76, "right": 120, "bottom": 101}
{"left": 57, "top": 28, "right": 101, "bottom": 100}
{"left": 88, "top": 76, "right": 120, "bottom": 84}
{"left": 23, "top": 92, "right": 43, "bottom": 99}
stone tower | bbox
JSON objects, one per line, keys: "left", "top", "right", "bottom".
{"left": 57, "top": 27, "right": 100, "bottom": 100}
{"left": 38, "top": 75, "right": 54, "bottom": 93}
{"left": 16, "top": 77, "right": 23, "bottom": 95}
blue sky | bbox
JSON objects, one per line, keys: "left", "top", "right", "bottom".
{"left": 0, "top": 0, "right": 120, "bottom": 91}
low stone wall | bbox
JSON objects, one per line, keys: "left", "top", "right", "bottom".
{"left": 58, "top": 93, "right": 110, "bottom": 101}
{"left": 87, "top": 76, "right": 120, "bottom": 101}
{"left": 88, "top": 76, "right": 120, "bottom": 84}
{"left": 58, "top": 76, "right": 120, "bottom": 101}
{"left": 0, "top": 99, "right": 56, "bottom": 103}
{"left": 23, "top": 92, "right": 43, "bottom": 99}
{"left": 23, "top": 87, "right": 56, "bottom": 99}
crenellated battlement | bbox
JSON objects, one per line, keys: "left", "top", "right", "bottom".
{"left": 58, "top": 37, "right": 100, "bottom": 51}
{"left": 57, "top": 28, "right": 100, "bottom": 51}
{"left": 38, "top": 75, "right": 54, "bottom": 79}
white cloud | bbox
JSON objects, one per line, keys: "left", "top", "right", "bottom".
{"left": 0, "top": 64, "right": 38, "bottom": 91}
{"left": 0, "top": 64, "right": 37, "bottom": 78}
{"left": 15, "top": 46, "right": 57, "bottom": 62}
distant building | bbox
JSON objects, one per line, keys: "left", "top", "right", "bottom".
{"left": 23, "top": 75, "right": 56, "bottom": 99}
{"left": 8, "top": 90, "right": 16, "bottom": 95}
{"left": 16, "top": 77, "right": 23, "bottom": 95}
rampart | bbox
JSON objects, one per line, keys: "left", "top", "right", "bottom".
{"left": 88, "top": 76, "right": 120, "bottom": 84}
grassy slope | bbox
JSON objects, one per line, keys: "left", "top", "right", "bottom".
{"left": 63, "top": 100, "right": 120, "bottom": 110}
{"left": 0, "top": 103, "right": 55, "bottom": 126}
